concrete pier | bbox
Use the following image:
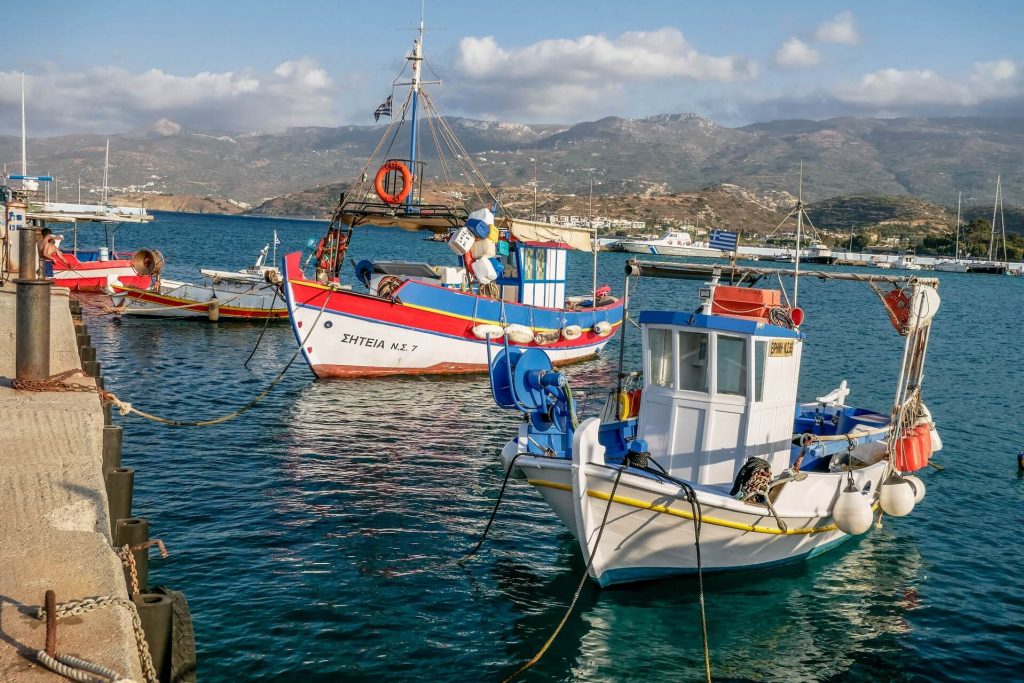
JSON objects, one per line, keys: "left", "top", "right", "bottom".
{"left": 0, "top": 286, "right": 145, "bottom": 680}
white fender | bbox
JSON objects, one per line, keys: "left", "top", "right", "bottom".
{"left": 592, "top": 320, "right": 613, "bottom": 337}
{"left": 471, "top": 238, "right": 497, "bottom": 259}
{"left": 571, "top": 417, "right": 608, "bottom": 582}
{"left": 561, "top": 324, "right": 583, "bottom": 340}
{"left": 472, "top": 323, "right": 504, "bottom": 339}
{"left": 505, "top": 323, "right": 534, "bottom": 344}
{"left": 471, "top": 257, "right": 497, "bottom": 284}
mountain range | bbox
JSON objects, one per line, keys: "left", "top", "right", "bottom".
{"left": 2, "top": 113, "right": 1022, "bottom": 212}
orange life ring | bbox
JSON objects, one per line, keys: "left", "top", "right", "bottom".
{"left": 374, "top": 161, "right": 413, "bottom": 205}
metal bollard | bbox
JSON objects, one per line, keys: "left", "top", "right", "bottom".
{"left": 95, "top": 375, "right": 105, "bottom": 391}
{"left": 115, "top": 517, "right": 150, "bottom": 592}
{"left": 80, "top": 345, "right": 96, "bottom": 363}
{"left": 132, "top": 593, "right": 173, "bottom": 682}
{"left": 18, "top": 222, "right": 38, "bottom": 280}
{"left": 83, "top": 360, "right": 100, "bottom": 377}
{"left": 76, "top": 332, "right": 91, "bottom": 349}
{"left": 102, "top": 400, "right": 112, "bottom": 426}
{"left": 102, "top": 425, "right": 123, "bottom": 474}
{"left": 14, "top": 278, "right": 52, "bottom": 380}
{"left": 69, "top": 298, "right": 82, "bottom": 315}
{"left": 106, "top": 467, "right": 134, "bottom": 537}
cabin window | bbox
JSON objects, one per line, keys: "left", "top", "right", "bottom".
{"left": 646, "top": 328, "right": 673, "bottom": 387}
{"left": 678, "top": 331, "right": 709, "bottom": 393}
{"left": 717, "top": 335, "right": 747, "bottom": 397}
{"left": 520, "top": 248, "right": 547, "bottom": 281}
{"left": 754, "top": 340, "right": 767, "bottom": 402}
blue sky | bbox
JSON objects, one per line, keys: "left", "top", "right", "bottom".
{"left": 2, "top": 0, "right": 1021, "bottom": 135}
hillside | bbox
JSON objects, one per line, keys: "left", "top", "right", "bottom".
{"left": 3, "top": 114, "right": 1023, "bottom": 207}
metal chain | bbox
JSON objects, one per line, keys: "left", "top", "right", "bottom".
{"left": 37, "top": 596, "right": 158, "bottom": 683}
{"left": 116, "top": 546, "right": 140, "bottom": 596}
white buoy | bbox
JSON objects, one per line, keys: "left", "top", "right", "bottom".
{"left": 833, "top": 481, "right": 873, "bottom": 535}
{"left": 505, "top": 324, "right": 534, "bottom": 344}
{"left": 472, "top": 324, "right": 504, "bottom": 339}
{"left": 561, "top": 325, "right": 582, "bottom": 340}
{"left": 904, "top": 474, "right": 926, "bottom": 503}
{"left": 879, "top": 474, "right": 916, "bottom": 517}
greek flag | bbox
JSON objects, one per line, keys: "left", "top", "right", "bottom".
{"left": 273, "top": 230, "right": 281, "bottom": 247}
{"left": 373, "top": 94, "right": 393, "bottom": 122}
{"left": 710, "top": 229, "right": 738, "bottom": 252}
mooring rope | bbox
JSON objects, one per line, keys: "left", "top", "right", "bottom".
{"left": 502, "top": 466, "right": 624, "bottom": 682}
{"left": 13, "top": 290, "right": 333, "bottom": 427}
{"left": 36, "top": 596, "right": 158, "bottom": 683}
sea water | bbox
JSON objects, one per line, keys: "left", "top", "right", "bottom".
{"left": 80, "top": 211, "right": 1023, "bottom": 681}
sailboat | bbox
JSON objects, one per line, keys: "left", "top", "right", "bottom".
{"left": 762, "top": 176, "right": 837, "bottom": 265}
{"left": 965, "top": 176, "right": 1009, "bottom": 275}
{"left": 934, "top": 192, "right": 968, "bottom": 273}
{"left": 1, "top": 74, "right": 157, "bottom": 291}
{"left": 280, "top": 19, "right": 623, "bottom": 377}
{"left": 487, "top": 258, "right": 941, "bottom": 585}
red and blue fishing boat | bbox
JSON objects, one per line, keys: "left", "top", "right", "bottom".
{"left": 281, "top": 19, "right": 623, "bottom": 377}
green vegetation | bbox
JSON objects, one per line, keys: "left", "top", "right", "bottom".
{"left": 920, "top": 218, "right": 1024, "bottom": 260}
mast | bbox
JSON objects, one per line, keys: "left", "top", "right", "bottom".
{"left": 999, "top": 179, "right": 1007, "bottom": 263}
{"left": 989, "top": 175, "right": 1000, "bottom": 261}
{"left": 589, "top": 177, "right": 597, "bottom": 308}
{"left": 954, "top": 191, "right": 961, "bottom": 261}
{"left": 20, "top": 73, "right": 27, "bottom": 181}
{"left": 405, "top": 15, "right": 424, "bottom": 210}
{"left": 102, "top": 139, "right": 110, "bottom": 205}
{"left": 794, "top": 162, "right": 803, "bottom": 306}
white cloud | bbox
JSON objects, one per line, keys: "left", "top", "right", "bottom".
{"left": 448, "top": 28, "right": 756, "bottom": 120}
{"left": 775, "top": 38, "right": 820, "bottom": 68}
{"left": 0, "top": 59, "right": 336, "bottom": 135}
{"left": 836, "top": 60, "right": 1022, "bottom": 108}
{"left": 815, "top": 11, "right": 860, "bottom": 46}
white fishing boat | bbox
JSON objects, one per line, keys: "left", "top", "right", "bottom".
{"left": 619, "top": 230, "right": 723, "bottom": 257}
{"left": 894, "top": 253, "right": 922, "bottom": 271}
{"left": 870, "top": 256, "right": 893, "bottom": 269}
{"left": 106, "top": 242, "right": 286, "bottom": 321}
{"left": 280, "top": 17, "right": 623, "bottom": 377}
{"left": 487, "top": 259, "right": 941, "bottom": 586}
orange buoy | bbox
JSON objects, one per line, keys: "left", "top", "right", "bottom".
{"left": 374, "top": 160, "right": 413, "bottom": 205}
{"left": 883, "top": 289, "right": 912, "bottom": 334}
{"left": 894, "top": 425, "right": 930, "bottom": 472}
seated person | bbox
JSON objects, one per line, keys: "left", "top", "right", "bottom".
{"left": 37, "top": 228, "right": 68, "bottom": 276}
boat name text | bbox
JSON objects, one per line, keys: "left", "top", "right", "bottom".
{"left": 769, "top": 340, "right": 794, "bottom": 357}
{"left": 340, "top": 333, "right": 418, "bottom": 352}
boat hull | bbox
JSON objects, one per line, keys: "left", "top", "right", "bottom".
{"left": 516, "top": 452, "right": 883, "bottom": 586}
{"left": 52, "top": 256, "right": 150, "bottom": 291}
{"left": 620, "top": 242, "right": 723, "bottom": 257}
{"left": 109, "top": 280, "right": 286, "bottom": 320}
{"left": 282, "top": 253, "right": 622, "bottom": 378}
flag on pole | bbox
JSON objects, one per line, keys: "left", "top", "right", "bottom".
{"left": 273, "top": 230, "right": 281, "bottom": 247}
{"left": 710, "top": 229, "right": 739, "bottom": 252}
{"left": 373, "top": 94, "right": 393, "bottom": 122}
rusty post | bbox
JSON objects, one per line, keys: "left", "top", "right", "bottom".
{"left": 17, "top": 220, "right": 37, "bottom": 280}
{"left": 115, "top": 518, "right": 150, "bottom": 592}
{"left": 83, "top": 360, "right": 100, "bottom": 377}
{"left": 14, "top": 278, "right": 51, "bottom": 380}
{"left": 76, "top": 332, "right": 90, "bottom": 349}
{"left": 80, "top": 345, "right": 96, "bottom": 363}
{"left": 133, "top": 593, "right": 172, "bottom": 681}
{"left": 44, "top": 590, "right": 56, "bottom": 657}
{"left": 106, "top": 467, "right": 134, "bottom": 537}
{"left": 102, "top": 425, "right": 123, "bottom": 473}
{"left": 102, "top": 400, "right": 112, "bottom": 426}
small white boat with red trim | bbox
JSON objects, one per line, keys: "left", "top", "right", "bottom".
{"left": 107, "top": 242, "right": 286, "bottom": 321}
{"left": 488, "top": 258, "right": 941, "bottom": 586}
{"left": 281, "top": 19, "right": 623, "bottom": 378}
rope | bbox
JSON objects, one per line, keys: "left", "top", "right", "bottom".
{"left": 243, "top": 287, "right": 281, "bottom": 368}
{"left": 35, "top": 650, "right": 125, "bottom": 682}
{"left": 13, "top": 291, "right": 334, "bottom": 427}
{"left": 36, "top": 596, "right": 158, "bottom": 683}
{"left": 387, "top": 452, "right": 525, "bottom": 578}
{"left": 503, "top": 466, "right": 625, "bottom": 682}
